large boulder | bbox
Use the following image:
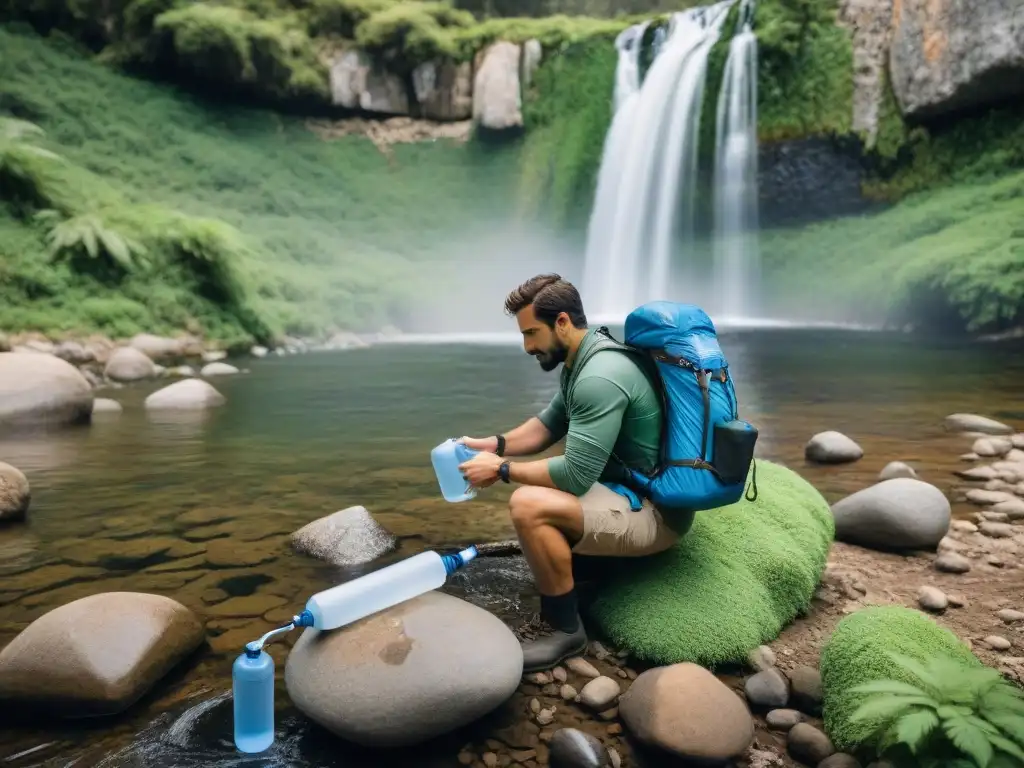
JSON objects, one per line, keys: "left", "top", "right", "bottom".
{"left": 473, "top": 41, "right": 523, "bottom": 131}
{"left": 145, "top": 379, "right": 225, "bottom": 410}
{"left": 890, "top": 0, "right": 1024, "bottom": 119}
{"left": 831, "top": 478, "right": 950, "bottom": 551}
{"left": 619, "top": 662, "right": 754, "bottom": 761}
{"left": 128, "top": 333, "right": 185, "bottom": 361}
{"left": 0, "top": 592, "right": 205, "bottom": 717}
{"left": 104, "top": 347, "right": 156, "bottom": 382}
{"left": 0, "top": 461, "right": 30, "bottom": 520}
{"left": 585, "top": 461, "right": 834, "bottom": 666}
{"left": 285, "top": 590, "right": 523, "bottom": 747}
{"left": 291, "top": 505, "right": 397, "bottom": 566}
{"left": 0, "top": 351, "right": 94, "bottom": 428}
{"left": 413, "top": 60, "right": 473, "bottom": 120}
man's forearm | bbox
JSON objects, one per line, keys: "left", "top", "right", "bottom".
{"left": 506, "top": 457, "right": 557, "bottom": 488}
{"left": 501, "top": 417, "right": 558, "bottom": 456}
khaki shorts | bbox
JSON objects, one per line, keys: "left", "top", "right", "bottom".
{"left": 571, "top": 482, "right": 679, "bottom": 557}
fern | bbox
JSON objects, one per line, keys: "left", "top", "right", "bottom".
{"left": 848, "top": 652, "right": 1024, "bottom": 767}
{"left": 38, "top": 210, "right": 147, "bottom": 272}
{"left": 0, "top": 117, "right": 65, "bottom": 212}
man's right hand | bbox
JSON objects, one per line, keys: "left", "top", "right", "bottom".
{"left": 459, "top": 436, "right": 498, "bottom": 452}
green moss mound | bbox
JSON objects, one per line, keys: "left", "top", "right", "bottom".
{"left": 819, "top": 605, "right": 984, "bottom": 752}
{"left": 584, "top": 459, "right": 834, "bottom": 667}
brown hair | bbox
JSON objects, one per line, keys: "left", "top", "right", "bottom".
{"left": 504, "top": 273, "right": 588, "bottom": 328}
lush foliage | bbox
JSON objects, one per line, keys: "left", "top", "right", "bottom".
{"left": 0, "top": 27, "right": 521, "bottom": 343}
{"left": 846, "top": 651, "right": 1024, "bottom": 767}
{"left": 585, "top": 460, "right": 834, "bottom": 666}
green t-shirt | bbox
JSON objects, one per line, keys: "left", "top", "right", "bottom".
{"left": 537, "top": 328, "right": 662, "bottom": 497}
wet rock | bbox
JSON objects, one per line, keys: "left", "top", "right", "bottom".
{"left": 878, "top": 461, "right": 917, "bottom": 480}
{"left": 251, "top": 345, "right": 268, "bottom": 358}
{"left": 917, "top": 586, "right": 948, "bottom": 612}
{"left": 951, "top": 520, "right": 978, "bottom": 533}
{"left": 984, "top": 635, "right": 1011, "bottom": 651}
{"left": 548, "top": 728, "right": 608, "bottom": 768}
{"left": 994, "top": 498, "right": 1024, "bottom": 520}
{"left": 956, "top": 465, "right": 998, "bottom": 481}
{"left": 92, "top": 397, "right": 123, "bottom": 414}
{"left": 0, "top": 352, "right": 93, "bottom": 427}
{"left": 536, "top": 708, "right": 555, "bottom": 725}
{"left": 944, "top": 414, "right": 1012, "bottom": 435}
{"left": 748, "top": 644, "right": 776, "bottom": 671}
{"left": 619, "top": 662, "right": 754, "bottom": 761}
{"left": 766, "top": 708, "right": 804, "bottom": 730}
{"left": 200, "top": 362, "right": 238, "bottom": 377}
{"left": 788, "top": 665, "right": 822, "bottom": 714}
{"left": 552, "top": 665, "right": 567, "bottom": 682}
{"left": 145, "top": 379, "right": 225, "bottom": 410}
{"left": 744, "top": 668, "right": 789, "bottom": 708}
{"left": 129, "top": 334, "right": 185, "bottom": 360}
{"left": 820, "top": 755, "right": 862, "bottom": 768}
{"left": 831, "top": 479, "right": 950, "bottom": 551}
{"left": 412, "top": 60, "right": 473, "bottom": 120}
{"left": 105, "top": 346, "right": 156, "bottom": 382}
{"left": 566, "top": 657, "right": 600, "bottom": 678}
{"left": 577, "top": 676, "right": 620, "bottom": 711}
{"left": 934, "top": 551, "right": 972, "bottom": 573}
{"left": 0, "top": 462, "right": 30, "bottom": 521}
{"left": 0, "top": 592, "right": 204, "bottom": 716}
{"left": 787, "top": 722, "right": 835, "bottom": 764}
{"left": 291, "top": 505, "right": 397, "bottom": 567}
{"left": 330, "top": 49, "right": 409, "bottom": 115}
{"left": 979, "top": 521, "right": 1014, "bottom": 539}
{"left": 966, "top": 488, "right": 1015, "bottom": 506}
{"left": 805, "top": 431, "right": 863, "bottom": 464}
{"left": 973, "top": 437, "right": 1013, "bottom": 457}
{"left": 54, "top": 340, "right": 94, "bottom": 365}
{"left": 561, "top": 684, "right": 578, "bottom": 700}
{"left": 473, "top": 41, "right": 522, "bottom": 131}
{"left": 285, "top": 590, "right": 522, "bottom": 747}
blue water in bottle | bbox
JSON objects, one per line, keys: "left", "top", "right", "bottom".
{"left": 232, "top": 645, "right": 275, "bottom": 753}
{"left": 430, "top": 438, "right": 480, "bottom": 502}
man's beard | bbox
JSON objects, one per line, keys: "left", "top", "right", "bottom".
{"left": 533, "top": 340, "right": 568, "bottom": 372}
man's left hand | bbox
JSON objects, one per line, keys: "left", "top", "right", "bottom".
{"left": 459, "top": 451, "right": 504, "bottom": 489}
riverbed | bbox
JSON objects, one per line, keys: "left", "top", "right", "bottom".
{"left": 1, "top": 327, "right": 1023, "bottom": 766}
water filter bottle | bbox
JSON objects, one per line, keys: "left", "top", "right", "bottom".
{"left": 232, "top": 645, "right": 275, "bottom": 753}
{"left": 293, "top": 545, "right": 479, "bottom": 630}
{"left": 431, "top": 438, "right": 480, "bottom": 502}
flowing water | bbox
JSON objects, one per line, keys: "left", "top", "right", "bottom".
{"left": 2, "top": 328, "right": 1024, "bottom": 766}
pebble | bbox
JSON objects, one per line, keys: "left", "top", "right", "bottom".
{"left": 947, "top": 593, "right": 966, "bottom": 608}
{"left": 577, "top": 676, "right": 621, "bottom": 711}
{"left": 560, "top": 684, "right": 577, "bottom": 701}
{"left": 983, "top": 635, "right": 1012, "bottom": 651}
{"left": 879, "top": 461, "right": 917, "bottom": 480}
{"left": 616, "top": 669, "right": 627, "bottom": 679}
{"left": 980, "top": 511, "right": 1009, "bottom": 523}
{"left": 951, "top": 520, "right": 978, "bottom": 533}
{"left": 766, "top": 708, "right": 805, "bottom": 730}
{"left": 526, "top": 672, "right": 553, "bottom": 685}
{"left": 548, "top": 728, "right": 608, "bottom": 768}
{"left": 748, "top": 644, "right": 776, "bottom": 671}
{"left": 536, "top": 708, "right": 555, "bottom": 726}
{"left": 788, "top": 665, "right": 823, "bottom": 715}
{"left": 608, "top": 747, "right": 621, "bottom": 768}
{"left": 935, "top": 551, "right": 972, "bottom": 573}
{"left": 787, "top": 723, "right": 835, "bottom": 764}
{"left": 980, "top": 522, "right": 1014, "bottom": 538}
{"left": 458, "top": 751, "right": 474, "bottom": 765}
{"left": 917, "top": 586, "right": 949, "bottom": 612}
{"left": 483, "top": 752, "right": 498, "bottom": 768}
{"left": 566, "top": 657, "right": 600, "bottom": 678}
{"left": 744, "top": 668, "right": 790, "bottom": 708}
{"left": 530, "top": 698, "right": 540, "bottom": 714}
{"left": 987, "top": 556, "right": 1005, "bottom": 568}
{"left": 552, "top": 666, "right": 567, "bottom": 683}
{"left": 589, "top": 641, "right": 610, "bottom": 659}
{"left": 998, "top": 609, "right": 1024, "bottom": 623}
{"left": 820, "top": 754, "right": 863, "bottom": 768}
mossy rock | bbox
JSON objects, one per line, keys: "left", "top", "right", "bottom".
{"left": 582, "top": 459, "right": 834, "bottom": 667}
{"left": 819, "top": 605, "right": 984, "bottom": 752}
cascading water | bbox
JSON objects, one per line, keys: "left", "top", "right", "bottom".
{"left": 582, "top": 1, "right": 734, "bottom": 321}
{"left": 712, "top": 0, "right": 760, "bottom": 320}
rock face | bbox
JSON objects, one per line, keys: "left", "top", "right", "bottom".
{"left": 0, "top": 351, "right": 94, "bottom": 428}
{"left": 838, "top": 0, "right": 894, "bottom": 145}
{"left": 105, "top": 347, "right": 156, "bottom": 382}
{"left": 290, "top": 505, "right": 397, "bottom": 566}
{"left": 330, "top": 49, "right": 409, "bottom": 115}
{"left": 890, "top": 0, "right": 1024, "bottom": 119}
{"left": 145, "top": 379, "right": 225, "bottom": 410}
{"left": 618, "top": 662, "right": 753, "bottom": 761}
{"left": 0, "top": 592, "right": 205, "bottom": 716}
{"left": 805, "top": 431, "right": 864, "bottom": 464}
{"left": 413, "top": 60, "right": 473, "bottom": 120}
{"left": 0, "top": 462, "right": 30, "bottom": 520}
{"left": 831, "top": 478, "right": 951, "bottom": 551}
{"left": 285, "top": 590, "right": 523, "bottom": 747}
{"left": 473, "top": 41, "right": 523, "bottom": 130}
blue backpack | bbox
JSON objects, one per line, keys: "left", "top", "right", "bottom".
{"left": 575, "top": 301, "right": 759, "bottom": 512}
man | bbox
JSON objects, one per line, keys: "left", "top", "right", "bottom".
{"left": 458, "top": 273, "right": 683, "bottom": 672}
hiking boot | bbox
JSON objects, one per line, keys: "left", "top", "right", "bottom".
{"left": 516, "top": 614, "right": 588, "bottom": 673}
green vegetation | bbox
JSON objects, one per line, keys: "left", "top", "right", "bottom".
{"left": 820, "top": 606, "right": 1024, "bottom": 766}
{"left": 584, "top": 460, "right": 834, "bottom": 666}
{"left": 0, "top": 26, "right": 520, "bottom": 344}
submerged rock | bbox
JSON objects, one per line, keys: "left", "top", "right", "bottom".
{"left": 805, "top": 431, "right": 863, "bottom": 464}
{"left": 619, "top": 662, "right": 753, "bottom": 761}
{"left": 0, "top": 351, "right": 94, "bottom": 428}
{"left": 878, "top": 461, "right": 917, "bottom": 480}
{"left": 0, "top": 592, "right": 205, "bottom": 717}
{"left": 284, "top": 590, "right": 523, "bottom": 747}
{"left": 0, "top": 461, "right": 30, "bottom": 520}
{"left": 199, "top": 362, "right": 238, "bottom": 377}
{"left": 92, "top": 397, "right": 123, "bottom": 415}
{"left": 145, "top": 379, "right": 226, "bottom": 410}
{"left": 290, "top": 505, "right": 397, "bottom": 566}
{"left": 831, "top": 478, "right": 950, "bottom": 551}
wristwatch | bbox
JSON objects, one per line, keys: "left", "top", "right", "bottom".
{"left": 495, "top": 434, "right": 506, "bottom": 457}
{"left": 498, "top": 461, "right": 511, "bottom": 483}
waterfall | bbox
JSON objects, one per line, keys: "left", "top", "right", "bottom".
{"left": 581, "top": 1, "right": 734, "bottom": 321}
{"left": 712, "top": 0, "right": 760, "bottom": 319}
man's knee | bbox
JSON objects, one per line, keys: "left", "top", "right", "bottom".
{"left": 509, "top": 486, "right": 550, "bottom": 529}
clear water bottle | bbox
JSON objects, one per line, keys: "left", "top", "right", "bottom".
{"left": 232, "top": 645, "right": 275, "bottom": 753}
{"left": 431, "top": 438, "right": 480, "bottom": 502}
{"left": 293, "top": 545, "right": 478, "bottom": 630}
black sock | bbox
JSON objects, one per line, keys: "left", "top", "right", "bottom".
{"left": 540, "top": 589, "right": 580, "bottom": 633}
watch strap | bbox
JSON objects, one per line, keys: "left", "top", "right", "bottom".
{"left": 499, "top": 461, "right": 511, "bottom": 483}
{"left": 495, "top": 434, "right": 506, "bottom": 457}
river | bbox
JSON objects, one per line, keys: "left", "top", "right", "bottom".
{"left": 1, "top": 327, "right": 1022, "bottom": 766}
